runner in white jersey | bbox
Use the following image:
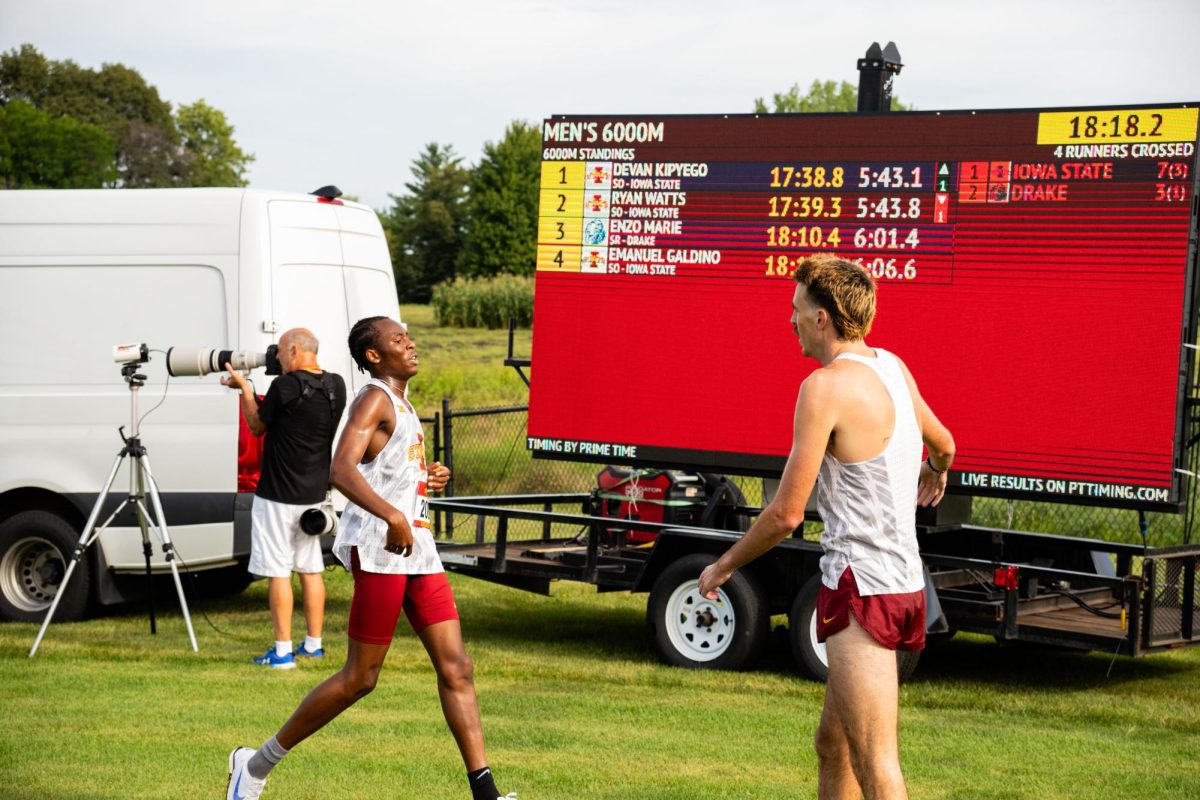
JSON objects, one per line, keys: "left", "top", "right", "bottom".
{"left": 334, "top": 377, "right": 442, "bottom": 575}
{"left": 227, "top": 317, "right": 515, "bottom": 800}
{"left": 699, "top": 255, "right": 955, "bottom": 800}
{"left": 815, "top": 348, "right": 925, "bottom": 598}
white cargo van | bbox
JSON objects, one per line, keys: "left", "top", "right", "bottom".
{"left": 0, "top": 187, "right": 400, "bottom": 622}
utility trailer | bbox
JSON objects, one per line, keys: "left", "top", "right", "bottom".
{"left": 433, "top": 490, "right": 1200, "bottom": 680}
{"left": 434, "top": 94, "right": 1200, "bottom": 679}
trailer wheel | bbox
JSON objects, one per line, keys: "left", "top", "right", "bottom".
{"left": 0, "top": 511, "right": 90, "bottom": 623}
{"left": 647, "top": 553, "right": 768, "bottom": 670}
{"left": 788, "top": 574, "right": 921, "bottom": 683}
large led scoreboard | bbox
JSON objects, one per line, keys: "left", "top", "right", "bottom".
{"left": 527, "top": 104, "right": 1200, "bottom": 510}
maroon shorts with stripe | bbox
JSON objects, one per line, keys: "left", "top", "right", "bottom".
{"left": 817, "top": 566, "right": 925, "bottom": 651}
{"left": 347, "top": 548, "right": 459, "bottom": 644}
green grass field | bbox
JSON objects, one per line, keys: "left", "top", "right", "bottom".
{"left": 3, "top": 308, "right": 1198, "bottom": 798}
{"left": 2, "top": 571, "right": 1198, "bottom": 799}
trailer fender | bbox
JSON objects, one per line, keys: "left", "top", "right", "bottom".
{"left": 924, "top": 566, "right": 949, "bottom": 634}
{"left": 632, "top": 529, "right": 736, "bottom": 593}
{"left": 1090, "top": 550, "right": 1117, "bottom": 577}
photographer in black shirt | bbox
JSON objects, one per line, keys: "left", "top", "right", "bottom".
{"left": 223, "top": 328, "right": 347, "bottom": 669}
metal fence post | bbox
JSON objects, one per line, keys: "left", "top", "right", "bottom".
{"left": 1143, "top": 558, "right": 1157, "bottom": 650}
{"left": 432, "top": 411, "right": 442, "bottom": 537}
{"left": 442, "top": 397, "right": 454, "bottom": 539}
{"left": 495, "top": 515, "right": 508, "bottom": 573}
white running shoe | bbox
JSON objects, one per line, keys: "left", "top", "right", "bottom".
{"left": 498, "top": 794, "right": 519, "bottom": 799}
{"left": 227, "top": 746, "right": 267, "bottom": 799}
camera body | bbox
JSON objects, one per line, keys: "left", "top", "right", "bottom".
{"left": 112, "top": 343, "right": 150, "bottom": 364}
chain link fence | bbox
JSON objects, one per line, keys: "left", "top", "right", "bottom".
{"left": 970, "top": 497, "right": 1189, "bottom": 548}
{"left": 430, "top": 401, "right": 1195, "bottom": 549}
{"left": 1145, "top": 552, "right": 1200, "bottom": 646}
{"left": 435, "top": 402, "right": 592, "bottom": 540}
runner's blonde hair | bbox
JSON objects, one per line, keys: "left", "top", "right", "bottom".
{"left": 793, "top": 254, "right": 876, "bottom": 340}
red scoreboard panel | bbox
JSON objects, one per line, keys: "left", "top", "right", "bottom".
{"left": 527, "top": 105, "right": 1200, "bottom": 510}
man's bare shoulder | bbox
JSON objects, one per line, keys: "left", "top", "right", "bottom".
{"left": 798, "top": 364, "right": 846, "bottom": 404}
{"left": 347, "top": 383, "right": 393, "bottom": 420}
{"left": 801, "top": 359, "right": 860, "bottom": 393}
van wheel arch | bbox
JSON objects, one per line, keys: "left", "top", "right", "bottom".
{"left": 0, "top": 510, "right": 91, "bottom": 622}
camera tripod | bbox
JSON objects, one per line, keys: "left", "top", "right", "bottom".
{"left": 30, "top": 362, "right": 198, "bottom": 657}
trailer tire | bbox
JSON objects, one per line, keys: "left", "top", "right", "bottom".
{"left": 647, "top": 553, "right": 768, "bottom": 670}
{"left": 788, "top": 573, "right": 921, "bottom": 683}
{"left": 897, "top": 647, "right": 921, "bottom": 684}
{"left": 0, "top": 510, "right": 90, "bottom": 623}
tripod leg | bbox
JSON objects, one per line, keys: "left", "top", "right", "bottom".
{"left": 138, "top": 454, "right": 199, "bottom": 652}
{"left": 30, "top": 452, "right": 127, "bottom": 658}
{"left": 134, "top": 464, "right": 156, "bottom": 635}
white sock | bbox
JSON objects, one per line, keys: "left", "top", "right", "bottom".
{"left": 304, "top": 636, "right": 322, "bottom": 652}
{"left": 246, "top": 735, "right": 289, "bottom": 780}
{"left": 275, "top": 640, "right": 292, "bottom": 657}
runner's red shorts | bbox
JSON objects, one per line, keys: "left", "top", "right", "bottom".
{"left": 817, "top": 566, "right": 925, "bottom": 651}
{"left": 347, "top": 548, "right": 459, "bottom": 643}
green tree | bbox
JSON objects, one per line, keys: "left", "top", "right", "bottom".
{"left": 1, "top": 44, "right": 252, "bottom": 189}
{"left": 3, "top": 47, "right": 180, "bottom": 186}
{"left": 381, "top": 143, "right": 470, "bottom": 302}
{"left": 753, "top": 79, "right": 911, "bottom": 113}
{"left": 458, "top": 120, "right": 541, "bottom": 277}
{"left": 0, "top": 100, "right": 115, "bottom": 188}
{"left": 176, "top": 99, "right": 254, "bottom": 186}
{"left": 0, "top": 44, "right": 52, "bottom": 108}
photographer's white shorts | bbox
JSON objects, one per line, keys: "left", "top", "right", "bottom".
{"left": 248, "top": 496, "right": 325, "bottom": 578}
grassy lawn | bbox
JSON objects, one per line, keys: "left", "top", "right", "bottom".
{"left": 4, "top": 308, "right": 1197, "bottom": 799}
{"left": 2, "top": 571, "right": 1198, "bottom": 799}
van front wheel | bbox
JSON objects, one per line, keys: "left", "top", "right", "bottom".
{"left": 0, "top": 511, "right": 90, "bottom": 623}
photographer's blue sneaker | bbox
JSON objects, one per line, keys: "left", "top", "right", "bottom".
{"left": 252, "top": 647, "right": 296, "bottom": 669}
{"left": 295, "top": 643, "right": 324, "bottom": 659}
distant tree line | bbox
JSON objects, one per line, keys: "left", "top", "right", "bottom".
{"left": 381, "top": 121, "right": 542, "bottom": 302}
{"left": 753, "top": 79, "right": 911, "bottom": 113}
{"left": 0, "top": 44, "right": 253, "bottom": 189}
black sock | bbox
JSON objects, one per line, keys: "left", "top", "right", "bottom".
{"left": 467, "top": 766, "right": 499, "bottom": 800}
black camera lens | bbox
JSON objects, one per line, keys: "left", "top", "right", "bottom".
{"left": 299, "top": 507, "right": 335, "bottom": 536}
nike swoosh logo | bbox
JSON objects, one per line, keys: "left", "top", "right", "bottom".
{"left": 822, "top": 615, "right": 837, "bottom": 624}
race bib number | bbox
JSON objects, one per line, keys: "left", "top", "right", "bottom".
{"left": 413, "top": 480, "right": 431, "bottom": 529}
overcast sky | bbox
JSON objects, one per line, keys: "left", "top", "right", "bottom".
{"left": 3, "top": 0, "right": 1198, "bottom": 209}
